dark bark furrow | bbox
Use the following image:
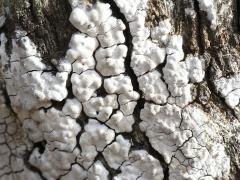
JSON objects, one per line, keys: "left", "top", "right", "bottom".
{"left": 100, "top": 0, "right": 169, "bottom": 179}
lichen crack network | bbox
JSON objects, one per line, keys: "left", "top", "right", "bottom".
{"left": 0, "top": 0, "right": 231, "bottom": 180}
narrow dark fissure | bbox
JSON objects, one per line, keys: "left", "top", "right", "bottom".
{"left": 23, "top": 140, "right": 47, "bottom": 180}
{"left": 93, "top": 46, "right": 108, "bottom": 97}
{"left": 193, "top": 0, "right": 205, "bottom": 55}
{"left": 91, "top": 152, "right": 121, "bottom": 179}
{"left": 100, "top": 0, "right": 169, "bottom": 179}
{"left": 156, "top": 55, "right": 172, "bottom": 99}
{"left": 99, "top": 0, "right": 139, "bottom": 93}
{"left": 205, "top": 60, "right": 239, "bottom": 120}
{"left": 75, "top": 111, "right": 89, "bottom": 152}
{"left": 130, "top": 131, "right": 170, "bottom": 180}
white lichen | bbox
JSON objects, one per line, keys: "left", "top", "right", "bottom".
{"left": 5, "top": 35, "right": 68, "bottom": 112}
{"left": 69, "top": 2, "right": 112, "bottom": 37}
{"left": 65, "top": 32, "right": 99, "bottom": 63}
{"left": 83, "top": 95, "right": 118, "bottom": 122}
{"left": 95, "top": 45, "right": 127, "bottom": 76}
{"left": 60, "top": 164, "right": 87, "bottom": 180}
{"left": 215, "top": 74, "right": 240, "bottom": 108}
{"left": 118, "top": 91, "right": 139, "bottom": 116}
{"left": 104, "top": 74, "right": 133, "bottom": 94}
{"left": 88, "top": 161, "right": 109, "bottom": 180}
{"left": 138, "top": 71, "right": 169, "bottom": 104}
{"left": 25, "top": 107, "right": 81, "bottom": 152}
{"left": 197, "top": 0, "right": 217, "bottom": 29}
{"left": 63, "top": 98, "right": 82, "bottom": 119}
{"left": 71, "top": 70, "right": 102, "bottom": 102}
{"left": 103, "top": 135, "right": 131, "bottom": 169}
{"left": 0, "top": 0, "right": 231, "bottom": 179}
{"left": 140, "top": 103, "right": 230, "bottom": 179}
{"left": 29, "top": 147, "right": 79, "bottom": 180}
{"left": 114, "top": 150, "right": 164, "bottom": 180}
{"left": 106, "top": 111, "right": 135, "bottom": 133}
{"left": 79, "top": 119, "right": 115, "bottom": 168}
{"left": 131, "top": 40, "right": 166, "bottom": 76}
{"left": 72, "top": 56, "right": 95, "bottom": 74}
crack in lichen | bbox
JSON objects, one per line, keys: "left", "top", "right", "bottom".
{"left": 23, "top": 146, "right": 47, "bottom": 180}
{"left": 98, "top": 0, "right": 170, "bottom": 179}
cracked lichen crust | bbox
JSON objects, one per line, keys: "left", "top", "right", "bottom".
{"left": 140, "top": 103, "right": 230, "bottom": 179}
{"left": 0, "top": 0, "right": 232, "bottom": 179}
{"left": 26, "top": 107, "right": 81, "bottom": 152}
{"left": 103, "top": 135, "right": 131, "bottom": 169}
{"left": 215, "top": 74, "right": 240, "bottom": 108}
{"left": 96, "top": 45, "right": 127, "bottom": 76}
{"left": 79, "top": 119, "right": 115, "bottom": 168}
{"left": 114, "top": 150, "right": 164, "bottom": 180}
{"left": 71, "top": 70, "right": 102, "bottom": 102}
{"left": 138, "top": 71, "right": 169, "bottom": 104}
{"left": 5, "top": 35, "right": 68, "bottom": 112}
{"left": 83, "top": 95, "right": 118, "bottom": 122}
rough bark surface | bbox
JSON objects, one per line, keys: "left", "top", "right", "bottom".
{"left": 0, "top": 0, "right": 240, "bottom": 179}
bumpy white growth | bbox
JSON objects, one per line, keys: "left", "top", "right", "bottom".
{"left": 59, "top": 32, "right": 98, "bottom": 73}
{"left": 83, "top": 95, "right": 118, "bottom": 122}
{"left": 95, "top": 45, "right": 127, "bottom": 76}
{"left": 185, "top": 55, "right": 205, "bottom": 83}
{"left": 107, "top": 111, "right": 135, "bottom": 133}
{"left": 25, "top": 107, "right": 81, "bottom": 152}
{"left": 215, "top": 74, "right": 240, "bottom": 108}
{"left": 71, "top": 70, "right": 102, "bottom": 102}
{"left": 119, "top": 91, "right": 140, "bottom": 116}
{"left": 140, "top": 103, "right": 230, "bottom": 179}
{"left": 104, "top": 74, "right": 133, "bottom": 94}
{"left": 163, "top": 59, "right": 191, "bottom": 107}
{"left": 29, "top": 147, "right": 79, "bottom": 180}
{"left": 62, "top": 98, "right": 82, "bottom": 119}
{"left": 69, "top": 2, "right": 112, "bottom": 37}
{"left": 140, "top": 103, "right": 182, "bottom": 163}
{"left": 97, "top": 21, "right": 125, "bottom": 48}
{"left": 60, "top": 164, "right": 87, "bottom": 180}
{"left": 103, "top": 135, "right": 131, "bottom": 169}
{"left": 131, "top": 40, "right": 166, "bottom": 76}
{"left": 151, "top": 18, "right": 172, "bottom": 45}
{"left": 79, "top": 119, "right": 115, "bottom": 168}
{"left": 139, "top": 71, "right": 169, "bottom": 104}
{"left": 88, "top": 161, "right": 109, "bottom": 180}
{"left": 70, "top": 1, "right": 125, "bottom": 47}
{"left": 166, "top": 35, "right": 184, "bottom": 62}
{"left": 72, "top": 56, "right": 95, "bottom": 74}
{"left": 0, "top": 0, "right": 231, "bottom": 179}
{"left": 113, "top": 0, "right": 148, "bottom": 22}
{"left": 197, "top": 0, "right": 217, "bottom": 29}
{"left": 163, "top": 53, "right": 204, "bottom": 107}
{"left": 114, "top": 150, "right": 164, "bottom": 180}
{"left": 65, "top": 33, "right": 99, "bottom": 63}
{"left": 5, "top": 35, "right": 68, "bottom": 111}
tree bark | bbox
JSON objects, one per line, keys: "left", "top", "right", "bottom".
{"left": 0, "top": 0, "right": 240, "bottom": 179}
